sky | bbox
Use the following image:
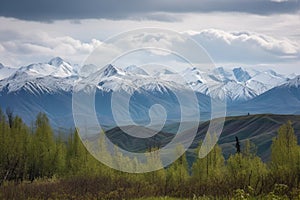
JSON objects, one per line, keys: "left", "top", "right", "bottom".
{"left": 0, "top": 0, "right": 299, "bottom": 74}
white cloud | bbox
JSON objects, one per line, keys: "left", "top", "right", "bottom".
{"left": 210, "top": 29, "right": 297, "bottom": 54}
{"left": 0, "top": 30, "right": 101, "bottom": 67}
{"left": 0, "top": 43, "right": 5, "bottom": 53}
{"left": 186, "top": 29, "right": 300, "bottom": 64}
{"left": 84, "top": 29, "right": 300, "bottom": 72}
{"left": 1, "top": 28, "right": 299, "bottom": 69}
{"left": 270, "top": 0, "right": 289, "bottom": 2}
{"left": 0, "top": 14, "right": 299, "bottom": 72}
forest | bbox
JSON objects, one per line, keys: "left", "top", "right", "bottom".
{"left": 0, "top": 108, "right": 300, "bottom": 199}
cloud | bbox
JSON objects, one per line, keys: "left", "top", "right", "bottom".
{"left": 0, "top": 30, "right": 101, "bottom": 67}
{"left": 129, "top": 13, "right": 182, "bottom": 22}
{"left": 186, "top": 29, "right": 300, "bottom": 64}
{"left": 0, "top": 28, "right": 299, "bottom": 68}
{"left": 72, "top": 29, "right": 300, "bottom": 68}
{"left": 270, "top": 0, "right": 289, "bottom": 2}
{"left": 0, "top": 0, "right": 299, "bottom": 21}
{"left": 0, "top": 44, "right": 4, "bottom": 52}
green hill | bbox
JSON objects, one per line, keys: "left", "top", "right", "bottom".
{"left": 106, "top": 114, "right": 300, "bottom": 161}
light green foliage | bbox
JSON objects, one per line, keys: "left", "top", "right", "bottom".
{"left": 0, "top": 111, "right": 30, "bottom": 183}
{"left": 53, "top": 136, "right": 67, "bottom": 175}
{"left": 66, "top": 129, "right": 88, "bottom": 175}
{"left": 66, "top": 129, "right": 103, "bottom": 176}
{"left": 31, "top": 113, "right": 57, "bottom": 178}
{"left": 266, "top": 184, "right": 290, "bottom": 200}
{"left": 192, "top": 139, "right": 225, "bottom": 182}
{"left": 226, "top": 140, "right": 267, "bottom": 192}
{"left": 166, "top": 145, "right": 189, "bottom": 193}
{"left": 143, "top": 148, "right": 166, "bottom": 191}
{"left": 1, "top": 113, "right": 300, "bottom": 200}
{"left": 232, "top": 189, "right": 250, "bottom": 200}
{"left": 271, "top": 121, "right": 300, "bottom": 185}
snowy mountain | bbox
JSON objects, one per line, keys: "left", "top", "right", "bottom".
{"left": 179, "top": 67, "right": 256, "bottom": 102}
{"left": 233, "top": 67, "right": 251, "bottom": 82}
{"left": 229, "top": 75, "right": 300, "bottom": 115}
{"left": 0, "top": 74, "right": 76, "bottom": 95}
{"left": 0, "top": 57, "right": 78, "bottom": 95}
{"left": 125, "top": 65, "right": 148, "bottom": 75}
{"left": 0, "top": 58, "right": 78, "bottom": 127}
{"left": 16, "top": 57, "right": 76, "bottom": 78}
{"left": 74, "top": 64, "right": 211, "bottom": 127}
{"left": 77, "top": 64, "right": 190, "bottom": 94}
{"left": 246, "top": 70, "right": 287, "bottom": 95}
{"left": 79, "top": 64, "right": 99, "bottom": 77}
{"left": 0, "top": 63, "right": 17, "bottom": 80}
{"left": 0, "top": 57, "right": 298, "bottom": 127}
{"left": 178, "top": 66, "right": 289, "bottom": 102}
{"left": 0, "top": 58, "right": 293, "bottom": 101}
{"left": 0, "top": 60, "right": 209, "bottom": 127}
{"left": 281, "top": 75, "right": 300, "bottom": 88}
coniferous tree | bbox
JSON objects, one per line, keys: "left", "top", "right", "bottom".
{"left": 5, "top": 107, "right": 13, "bottom": 128}
{"left": 235, "top": 136, "right": 241, "bottom": 154}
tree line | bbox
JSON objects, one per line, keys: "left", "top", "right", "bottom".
{"left": 0, "top": 108, "right": 300, "bottom": 199}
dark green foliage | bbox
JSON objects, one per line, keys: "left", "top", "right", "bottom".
{"left": 235, "top": 136, "right": 241, "bottom": 153}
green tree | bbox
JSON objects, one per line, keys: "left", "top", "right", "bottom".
{"left": 166, "top": 145, "right": 189, "bottom": 196}
{"left": 270, "top": 121, "right": 299, "bottom": 186}
{"left": 142, "top": 148, "right": 166, "bottom": 194}
{"left": 66, "top": 129, "right": 88, "bottom": 175}
{"left": 192, "top": 142, "right": 225, "bottom": 182}
{"left": 28, "top": 113, "right": 57, "bottom": 180}
{"left": 9, "top": 116, "right": 29, "bottom": 181}
{"left": 227, "top": 139, "right": 267, "bottom": 193}
{"left": 0, "top": 108, "right": 10, "bottom": 184}
{"left": 53, "top": 135, "right": 67, "bottom": 176}
{"left": 191, "top": 136, "right": 225, "bottom": 196}
{"left": 0, "top": 112, "right": 30, "bottom": 183}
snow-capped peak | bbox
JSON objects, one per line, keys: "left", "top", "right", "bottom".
{"left": 11, "top": 57, "right": 76, "bottom": 78}
{"left": 125, "top": 65, "right": 148, "bottom": 75}
{"left": 0, "top": 63, "right": 17, "bottom": 80}
{"left": 284, "top": 75, "right": 300, "bottom": 88}
{"left": 79, "top": 64, "right": 99, "bottom": 77}
{"left": 48, "top": 57, "right": 65, "bottom": 66}
{"left": 153, "top": 69, "right": 175, "bottom": 76}
{"left": 102, "top": 64, "right": 125, "bottom": 77}
{"left": 233, "top": 67, "right": 251, "bottom": 82}
{"left": 211, "top": 67, "right": 233, "bottom": 82}
{"left": 182, "top": 67, "right": 206, "bottom": 82}
{"left": 48, "top": 57, "right": 74, "bottom": 76}
{"left": 287, "top": 73, "right": 297, "bottom": 79}
{"left": 265, "top": 69, "right": 282, "bottom": 77}
{"left": 0, "top": 57, "right": 299, "bottom": 103}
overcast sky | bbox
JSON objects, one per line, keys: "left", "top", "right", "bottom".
{"left": 0, "top": 0, "right": 299, "bottom": 73}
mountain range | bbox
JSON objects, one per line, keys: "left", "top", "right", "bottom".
{"left": 0, "top": 57, "right": 299, "bottom": 128}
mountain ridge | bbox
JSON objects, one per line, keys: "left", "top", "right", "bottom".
{"left": 105, "top": 114, "right": 300, "bottom": 161}
{"left": 0, "top": 57, "right": 298, "bottom": 127}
